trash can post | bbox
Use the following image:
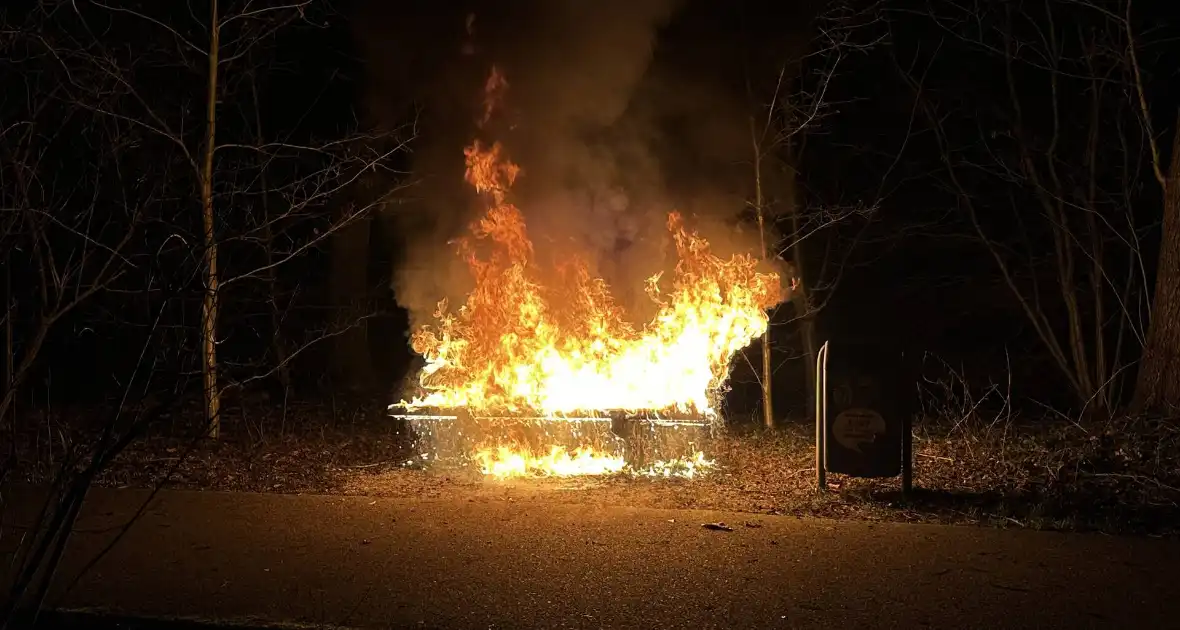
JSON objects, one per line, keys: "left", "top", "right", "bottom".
{"left": 815, "top": 341, "right": 829, "bottom": 493}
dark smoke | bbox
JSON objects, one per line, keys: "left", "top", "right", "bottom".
{"left": 486, "top": 0, "right": 682, "bottom": 322}
{"left": 357, "top": 0, "right": 784, "bottom": 333}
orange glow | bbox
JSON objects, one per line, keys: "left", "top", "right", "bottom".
{"left": 405, "top": 167, "right": 781, "bottom": 415}
{"left": 474, "top": 446, "right": 626, "bottom": 478}
{"left": 473, "top": 445, "right": 715, "bottom": 479}
{"left": 399, "top": 66, "right": 784, "bottom": 475}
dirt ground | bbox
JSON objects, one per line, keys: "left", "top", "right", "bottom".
{"left": 7, "top": 395, "right": 1180, "bottom": 535}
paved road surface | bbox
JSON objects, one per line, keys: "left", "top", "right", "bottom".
{"left": 3, "top": 486, "right": 1179, "bottom": 629}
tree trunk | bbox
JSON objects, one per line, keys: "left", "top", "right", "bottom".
{"left": 200, "top": 0, "right": 222, "bottom": 438}
{"left": 0, "top": 317, "right": 51, "bottom": 434}
{"left": 784, "top": 136, "right": 818, "bottom": 407}
{"left": 790, "top": 258, "right": 818, "bottom": 406}
{"left": 3, "top": 253, "right": 11, "bottom": 421}
{"left": 1133, "top": 117, "right": 1180, "bottom": 413}
{"left": 250, "top": 69, "right": 291, "bottom": 396}
{"left": 750, "top": 118, "right": 775, "bottom": 430}
{"left": 329, "top": 214, "right": 375, "bottom": 391}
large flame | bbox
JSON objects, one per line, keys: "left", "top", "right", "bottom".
{"left": 407, "top": 196, "right": 780, "bottom": 416}
{"left": 472, "top": 446, "right": 713, "bottom": 479}
{"left": 399, "top": 66, "right": 784, "bottom": 475}
{"left": 474, "top": 446, "right": 626, "bottom": 478}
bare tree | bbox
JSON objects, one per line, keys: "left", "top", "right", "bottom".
{"left": 1111, "top": 0, "right": 1180, "bottom": 413}
{"left": 0, "top": 142, "right": 414, "bottom": 625}
{"left": 1133, "top": 116, "right": 1180, "bottom": 413}
{"left": 742, "top": 0, "right": 884, "bottom": 426}
{"left": 897, "top": 0, "right": 1167, "bottom": 415}
{"left": 246, "top": 58, "right": 293, "bottom": 398}
{"left": 1, "top": 2, "right": 416, "bottom": 622}
{"left": 73, "top": 0, "right": 416, "bottom": 435}
{"left": 0, "top": 8, "right": 187, "bottom": 619}
{"left": 200, "top": 0, "right": 223, "bottom": 436}
{"left": 0, "top": 6, "right": 154, "bottom": 431}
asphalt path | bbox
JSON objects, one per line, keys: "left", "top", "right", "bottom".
{"left": 3, "top": 485, "right": 1179, "bottom": 629}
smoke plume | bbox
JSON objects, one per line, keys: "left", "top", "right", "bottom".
{"left": 359, "top": 0, "right": 782, "bottom": 333}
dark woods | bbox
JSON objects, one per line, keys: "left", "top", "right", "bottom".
{"left": 0, "top": 1, "right": 411, "bottom": 430}
{"left": 0, "top": 1, "right": 411, "bottom": 618}
{"left": 790, "top": 0, "right": 1180, "bottom": 418}
{"left": 0, "top": 0, "right": 1178, "bottom": 458}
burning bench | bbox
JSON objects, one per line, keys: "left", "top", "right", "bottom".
{"left": 389, "top": 405, "right": 717, "bottom": 478}
{"left": 387, "top": 66, "right": 786, "bottom": 480}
